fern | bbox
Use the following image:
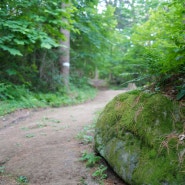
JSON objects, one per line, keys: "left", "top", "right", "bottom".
{"left": 80, "top": 151, "right": 101, "bottom": 167}
{"left": 176, "top": 84, "right": 185, "bottom": 100}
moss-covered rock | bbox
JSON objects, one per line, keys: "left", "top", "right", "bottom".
{"left": 95, "top": 90, "right": 185, "bottom": 185}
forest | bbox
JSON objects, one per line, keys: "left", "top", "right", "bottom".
{"left": 0, "top": 0, "right": 185, "bottom": 115}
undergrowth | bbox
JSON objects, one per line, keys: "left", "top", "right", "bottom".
{"left": 17, "top": 175, "right": 29, "bottom": 184}
{"left": 78, "top": 122, "right": 108, "bottom": 185}
{"left": 0, "top": 83, "right": 97, "bottom": 116}
{"left": 79, "top": 151, "right": 108, "bottom": 184}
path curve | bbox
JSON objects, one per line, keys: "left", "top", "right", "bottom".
{"left": 0, "top": 90, "right": 127, "bottom": 185}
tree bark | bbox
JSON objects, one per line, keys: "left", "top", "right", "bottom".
{"left": 59, "top": 3, "right": 70, "bottom": 90}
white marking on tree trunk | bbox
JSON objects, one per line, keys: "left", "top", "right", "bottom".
{"left": 63, "top": 62, "right": 70, "bottom": 67}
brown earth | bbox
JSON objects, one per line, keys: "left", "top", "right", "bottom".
{"left": 0, "top": 90, "right": 127, "bottom": 185}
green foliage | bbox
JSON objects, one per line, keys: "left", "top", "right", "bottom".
{"left": 25, "top": 133, "right": 35, "bottom": 138}
{"left": 133, "top": 4, "right": 184, "bottom": 73}
{"left": 17, "top": 176, "right": 28, "bottom": 184}
{"left": 77, "top": 107, "right": 108, "bottom": 184}
{"left": 70, "top": 75, "right": 89, "bottom": 89}
{"left": 0, "top": 166, "right": 5, "bottom": 174}
{"left": 99, "top": 0, "right": 185, "bottom": 91}
{"left": 0, "top": 0, "right": 74, "bottom": 56}
{"left": 80, "top": 151, "right": 101, "bottom": 167}
{"left": 1, "top": 0, "right": 183, "bottom": 110}
{"left": 0, "top": 83, "right": 31, "bottom": 100}
{"left": 176, "top": 84, "right": 185, "bottom": 100}
{"left": 77, "top": 124, "right": 95, "bottom": 144}
{"left": 79, "top": 177, "right": 88, "bottom": 185}
{"left": 125, "top": 0, "right": 185, "bottom": 89}
{"left": 105, "top": 0, "right": 160, "bottom": 30}
{"left": 92, "top": 165, "right": 107, "bottom": 181}
{"left": 34, "top": 49, "right": 63, "bottom": 91}
{"left": 0, "top": 83, "right": 96, "bottom": 116}
{"left": 71, "top": 1, "right": 119, "bottom": 78}
{"left": 94, "top": 0, "right": 162, "bottom": 86}
{"left": 0, "top": 0, "right": 76, "bottom": 92}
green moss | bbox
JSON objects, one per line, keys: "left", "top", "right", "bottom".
{"left": 95, "top": 90, "right": 185, "bottom": 185}
{"left": 133, "top": 147, "right": 183, "bottom": 185}
{"left": 104, "top": 136, "right": 140, "bottom": 183}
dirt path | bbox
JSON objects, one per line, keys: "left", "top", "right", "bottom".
{"left": 0, "top": 90, "right": 127, "bottom": 185}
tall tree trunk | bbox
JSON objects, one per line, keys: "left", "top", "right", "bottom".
{"left": 59, "top": 3, "right": 70, "bottom": 90}
{"left": 94, "top": 66, "right": 99, "bottom": 79}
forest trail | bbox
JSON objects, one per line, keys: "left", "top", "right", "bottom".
{"left": 0, "top": 90, "right": 127, "bottom": 185}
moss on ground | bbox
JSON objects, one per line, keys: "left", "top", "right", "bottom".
{"left": 95, "top": 90, "right": 185, "bottom": 185}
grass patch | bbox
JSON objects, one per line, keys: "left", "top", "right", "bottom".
{"left": 0, "top": 84, "right": 97, "bottom": 116}
{"left": 77, "top": 124, "right": 95, "bottom": 144}
{"left": 25, "top": 133, "right": 35, "bottom": 138}
{"left": 0, "top": 166, "right": 5, "bottom": 174}
{"left": 17, "top": 175, "right": 29, "bottom": 184}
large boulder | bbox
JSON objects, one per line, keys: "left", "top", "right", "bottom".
{"left": 95, "top": 90, "right": 185, "bottom": 185}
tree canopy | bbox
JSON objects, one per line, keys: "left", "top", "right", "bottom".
{"left": 0, "top": 0, "right": 184, "bottom": 99}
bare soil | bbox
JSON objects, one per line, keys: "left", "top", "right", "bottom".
{"left": 0, "top": 90, "right": 127, "bottom": 185}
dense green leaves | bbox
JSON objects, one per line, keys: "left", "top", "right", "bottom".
{"left": 0, "top": 0, "right": 184, "bottom": 99}
{"left": 71, "top": 1, "right": 118, "bottom": 78}
{"left": 131, "top": 1, "right": 185, "bottom": 75}
{"left": 0, "top": 0, "right": 74, "bottom": 56}
{"left": 117, "top": 0, "right": 185, "bottom": 98}
{"left": 0, "top": 0, "right": 75, "bottom": 91}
